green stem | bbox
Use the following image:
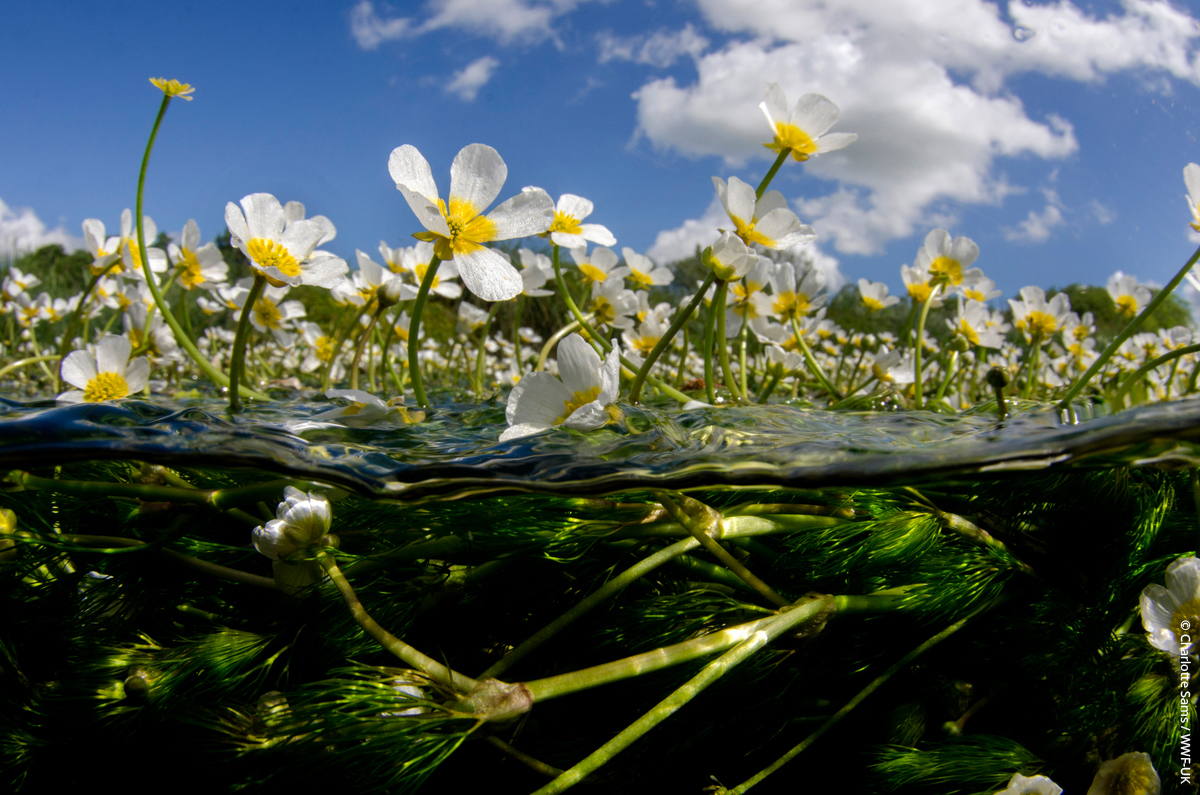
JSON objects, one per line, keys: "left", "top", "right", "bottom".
{"left": 756, "top": 149, "right": 791, "bottom": 199}
{"left": 675, "top": 325, "right": 690, "bottom": 388}
{"left": 911, "top": 288, "right": 940, "bottom": 409}
{"left": 318, "top": 550, "right": 478, "bottom": 694}
{"left": 227, "top": 273, "right": 267, "bottom": 413}
{"left": 789, "top": 315, "right": 841, "bottom": 400}
{"left": 536, "top": 318, "right": 585, "bottom": 372}
{"left": 548, "top": 245, "right": 693, "bottom": 403}
{"left": 350, "top": 302, "right": 386, "bottom": 391}
{"left": 0, "top": 355, "right": 61, "bottom": 381}
{"left": 756, "top": 365, "right": 782, "bottom": 404}
{"left": 1058, "top": 242, "right": 1200, "bottom": 414}
{"left": 725, "top": 602, "right": 991, "bottom": 793}
{"left": 135, "top": 94, "right": 265, "bottom": 401}
{"left": 511, "top": 294, "right": 526, "bottom": 369}
{"left": 737, "top": 316, "right": 751, "bottom": 396}
{"left": 933, "top": 349, "right": 959, "bottom": 405}
{"left": 629, "top": 271, "right": 717, "bottom": 403}
{"left": 1021, "top": 334, "right": 1042, "bottom": 401}
{"left": 656, "top": 492, "right": 789, "bottom": 608}
{"left": 531, "top": 595, "right": 837, "bottom": 795}
{"left": 715, "top": 282, "right": 742, "bottom": 400}
{"left": 704, "top": 282, "right": 721, "bottom": 404}
{"left": 1112, "top": 342, "right": 1200, "bottom": 407}
{"left": 407, "top": 254, "right": 443, "bottom": 409}
{"left": 478, "top": 536, "right": 699, "bottom": 680}
{"left": 473, "top": 302, "right": 502, "bottom": 397}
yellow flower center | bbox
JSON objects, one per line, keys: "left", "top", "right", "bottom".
{"left": 732, "top": 216, "right": 774, "bottom": 248}
{"left": 83, "top": 371, "right": 130, "bottom": 402}
{"left": 434, "top": 198, "right": 497, "bottom": 258}
{"left": 247, "top": 238, "right": 301, "bottom": 278}
{"left": 962, "top": 287, "right": 985, "bottom": 301}
{"left": 862, "top": 295, "right": 884, "bottom": 311}
{"left": 772, "top": 291, "right": 810, "bottom": 320}
{"left": 731, "top": 280, "right": 763, "bottom": 303}
{"left": 928, "top": 256, "right": 963, "bottom": 286}
{"left": 766, "top": 123, "right": 818, "bottom": 161}
{"left": 315, "top": 335, "right": 334, "bottom": 363}
{"left": 554, "top": 386, "right": 601, "bottom": 425}
{"left": 342, "top": 402, "right": 365, "bottom": 416}
{"left": 1025, "top": 311, "right": 1059, "bottom": 337}
{"left": 578, "top": 263, "right": 607, "bottom": 283}
{"left": 549, "top": 211, "right": 582, "bottom": 236}
{"left": 123, "top": 240, "right": 142, "bottom": 270}
{"left": 177, "top": 248, "right": 204, "bottom": 289}
{"left": 589, "top": 296, "right": 616, "bottom": 325}
{"left": 630, "top": 334, "right": 658, "bottom": 355}
{"left": 414, "top": 262, "right": 440, "bottom": 290}
{"left": 907, "top": 283, "right": 933, "bottom": 304}
{"left": 957, "top": 319, "right": 980, "bottom": 346}
{"left": 1116, "top": 294, "right": 1138, "bottom": 318}
{"left": 150, "top": 77, "right": 195, "bottom": 99}
{"left": 254, "top": 297, "right": 283, "bottom": 329}
{"left": 1073, "top": 324, "right": 1089, "bottom": 341}
{"left": 629, "top": 269, "right": 654, "bottom": 288}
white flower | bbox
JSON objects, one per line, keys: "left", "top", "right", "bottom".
{"left": 872, "top": 347, "right": 915, "bottom": 385}
{"left": 569, "top": 246, "right": 629, "bottom": 286}
{"left": 82, "top": 218, "right": 122, "bottom": 276}
{"left": 1086, "top": 752, "right": 1160, "bottom": 795}
{"left": 1107, "top": 272, "right": 1152, "bottom": 320}
{"left": 224, "top": 193, "right": 348, "bottom": 288}
{"left": 760, "top": 84, "right": 857, "bottom": 162}
{"left": 252, "top": 486, "right": 333, "bottom": 590}
{"left": 622, "top": 248, "right": 674, "bottom": 289}
{"left": 58, "top": 335, "right": 150, "bottom": 404}
{"left": 702, "top": 232, "right": 758, "bottom": 281}
{"left": 388, "top": 143, "right": 555, "bottom": 301}
{"left": 1140, "top": 555, "right": 1200, "bottom": 653}
{"left": 916, "top": 229, "right": 982, "bottom": 291}
{"left": 993, "top": 772, "right": 1062, "bottom": 795}
{"left": 116, "top": 209, "right": 170, "bottom": 280}
{"left": 517, "top": 248, "right": 555, "bottom": 297}
{"left": 168, "top": 219, "right": 228, "bottom": 290}
{"left": 588, "top": 277, "right": 638, "bottom": 331}
{"left": 500, "top": 333, "right": 620, "bottom": 441}
{"left": 545, "top": 193, "right": 616, "bottom": 249}
{"left": 713, "top": 176, "right": 814, "bottom": 250}
{"left": 1008, "top": 286, "right": 1072, "bottom": 340}
{"left": 858, "top": 279, "right": 899, "bottom": 311}
{"left": 311, "top": 389, "right": 414, "bottom": 426}
{"left": 1185, "top": 162, "right": 1200, "bottom": 232}
{"left": 949, "top": 299, "right": 1005, "bottom": 349}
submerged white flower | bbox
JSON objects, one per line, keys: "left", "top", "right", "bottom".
{"left": 1086, "top": 752, "right": 1160, "bottom": 795}
{"left": 388, "top": 143, "right": 555, "bottom": 301}
{"left": 252, "top": 486, "right": 334, "bottom": 590}
{"left": 58, "top": 335, "right": 150, "bottom": 404}
{"left": 994, "top": 772, "right": 1062, "bottom": 795}
{"left": 501, "top": 333, "right": 620, "bottom": 441}
{"left": 1140, "top": 554, "right": 1200, "bottom": 653}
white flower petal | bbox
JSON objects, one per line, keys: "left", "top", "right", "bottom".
{"left": 449, "top": 144, "right": 506, "bottom": 214}
{"left": 224, "top": 202, "right": 250, "bottom": 244}
{"left": 1185, "top": 163, "right": 1200, "bottom": 204}
{"left": 299, "top": 255, "right": 350, "bottom": 289}
{"left": 1166, "top": 556, "right": 1200, "bottom": 601}
{"left": 487, "top": 188, "right": 555, "bottom": 240}
{"left": 578, "top": 223, "right": 616, "bottom": 246}
{"left": 557, "top": 333, "right": 603, "bottom": 394}
{"left": 761, "top": 82, "right": 788, "bottom": 126}
{"left": 454, "top": 246, "right": 523, "bottom": 302}
{"left": 562, "top": 400, "right": 608, "bottom": 430}
{"left": 814, "top": 132, "right": 857, "bottom": 153}
{"left": 551, "top": 231, "right": 588, "bottom": 249}
{"left": 95, "top": 334, "right": 132, "bottom": 376}
{"left": 124, "top": 357, "right": 150, "bottom": 394}
{"left": 556, "top": 194, "right": 593, "bottom": 220}
{"left": 505, "top": 371, "right": 572, "bottom": 427}
{"left": 499, "top": 422, "right": 551, "bottom": 442}
{"left": 790, "top": 93, "right": 839, "bottom": 137}
{"left": 60, "top": 350, "right": 97, "bottom": 390}
{"left": 388, "top": 145, "right": 440, "bottom": 203}
{"left": 722, "top": 177, "right": 758, "bottom": 227}
{"left": 240, "top": 193, "right": 286, "bottom": 241}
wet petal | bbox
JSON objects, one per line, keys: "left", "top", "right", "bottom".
{"left": 449, "top": 144, "right": 506, "bottom": 214}
{"left": 487, "top": 188, "right": 555, "bottom": 240}
{"left": 790, "top": 93, "right": 839, "bottom": 137}
{"left": 455, "top": 246, "right": 522, "bottom": 302}
{"left": 557, "top": 333, "right": 603, "bottom": 394}
{"left": 60, "top": 350, "right": 97, "bottom": 390}
{"left": 505, "top": 371, "right": 571, "bottom": 427}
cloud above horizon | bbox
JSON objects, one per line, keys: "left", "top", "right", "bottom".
{"left": 0, "top": 197, "right": 83, "bottom": 260}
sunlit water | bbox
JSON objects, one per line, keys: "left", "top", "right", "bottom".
{"left": 4, "top": 394, "right": 1200, "bottom": 498}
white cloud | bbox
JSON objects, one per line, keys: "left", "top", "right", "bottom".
{"left": 1003, "top": 203, "right": 1065, "bottom": 243}
{"left": 597, "top": 24, "right": 710, "bottom": 68}
{"left": 0, "top": 197, "right": 83, "bottom": 260}
{"left": 632, "top": 0, "right": 1199, "bottom": 256}
{"left": 1089, "top": 199, "right": 1116, "bottom": 225}
{"left": 446, "top": 56, "right": 500, "bottom": 101}
{"left": 350, "top": 0, "right": 590, "bottom": 49}
{"left": 349, "top": 1, "right": 412, "bottom": 49}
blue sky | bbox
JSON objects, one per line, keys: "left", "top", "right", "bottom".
{"left": 2, "top": 0, "right": 1200, "bottom": 308}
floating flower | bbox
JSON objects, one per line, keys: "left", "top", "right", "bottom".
{"left": 388, "top": 143, "right": 554, "bottom": 301}
{"left": 1086, "top": 752, "right": 1160, "bottom": 795}
{"left": 760, "top": 84, "right": 857, "bottom": 162}
{"left": 311, "top": 389, "right": 422, "bottom": 426}
{"left": 501, "top": 333, "right": 620, "bottom": 442}
{"left": 713, "top": 176, "right": 814, "bottom": 250}
{"left": 58, "top": 334, "right": 150, "bottom": 404}
{"left": 544, "top": 194, "right": 616, "bottom": 249}
{"left": 1140, "top": 554, "right": 1200, "bottom": 653}
{"left": 225, "top": 193, "right": 348, "bottom": 289}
